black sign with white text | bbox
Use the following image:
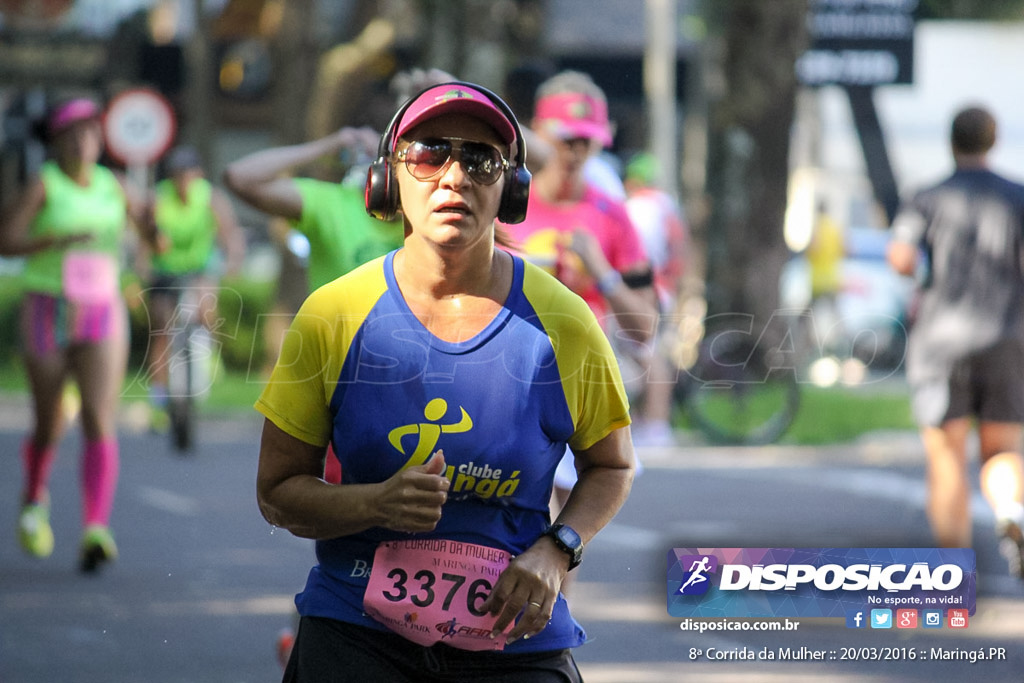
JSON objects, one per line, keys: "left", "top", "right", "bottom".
{"left": 797, "top": 0, "right": 916, "bottom": 86}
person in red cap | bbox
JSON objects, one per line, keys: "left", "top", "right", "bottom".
{"left": 510, "top": 71, "right": 657, "bottom": 344}
{"left": 0, "top": 97, "right": 157, "bottom": 572}
{"left": 254, "top": 81, "right": 635, "bottom": 681}
{"left": 501, "top": 72, "right": 658, "bottom": 593}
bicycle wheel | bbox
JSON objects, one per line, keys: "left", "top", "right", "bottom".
{"left": 168, "top": 396, "right": 194, "bottom": 452}
{"left": 682, "top": 334, "right": 800, "bottom": 445}
{"left": 166, "top": 327, "right": 195, "bottom": 453}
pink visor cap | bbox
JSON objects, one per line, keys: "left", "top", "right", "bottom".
{"left": 394, "top": 84, "right": 517, "bottom": 149}
{"left": 47, "top": 98, "right": 102, "bottom": 137}
{"left": 534, "top": 92, "right": 612, "bottom": 147}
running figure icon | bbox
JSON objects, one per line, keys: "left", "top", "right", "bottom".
{"left": 678, "top": 556, "right": 712, "bottom": 594}
{"left": 387, "top": 398, "right": 473, "bottom": 469}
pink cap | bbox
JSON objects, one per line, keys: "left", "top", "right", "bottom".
{"left": 47, "top": 98, "right": 101, "bottom": 137}
{"left": 394, "top": 84, "right": 517, "bottom": 150}
{"left": 534, "top": 92, "right": 612, "bottom": 147}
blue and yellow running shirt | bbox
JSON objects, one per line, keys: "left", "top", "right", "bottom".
{"left": 255, "top": 251, "right": 630, "bottom": 653}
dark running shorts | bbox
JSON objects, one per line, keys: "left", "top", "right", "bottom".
{"left": 147, "top": 272, "right": 205, "bottom": 298}
{"left": 282, "top": 616, "right": 583, "bottom": 683}
{"left": 910, "top": 339, "right": 1024, "bottom": 427}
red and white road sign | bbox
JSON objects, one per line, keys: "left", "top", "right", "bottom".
{"left": 0, "top": 0, "right": 73, "bottom": 22}
{"left": 103, "top": 88, "right": 176, "bottom": 166}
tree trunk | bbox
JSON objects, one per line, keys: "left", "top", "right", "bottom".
{"left": 271, "top": 0, "right": 316, "bottom": 145}
{"left": 704, "top": 1, "right": 808, "bottom": 331}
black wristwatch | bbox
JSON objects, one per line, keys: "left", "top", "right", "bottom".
{"left": 543, "top": 523, "right": 583, "bottom": 571}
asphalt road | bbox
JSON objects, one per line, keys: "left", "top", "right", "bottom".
{"left": 1, "top": 409, "right": 1022, "bottom": 683}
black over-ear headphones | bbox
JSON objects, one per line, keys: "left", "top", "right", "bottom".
{"left": 364, "top": 81, "right": 531, "bottom": 224}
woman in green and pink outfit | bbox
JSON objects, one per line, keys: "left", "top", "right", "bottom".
{"left": 0, "top": 98, "right": 153, "bottom": 572}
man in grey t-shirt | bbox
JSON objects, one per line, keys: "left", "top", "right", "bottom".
{"left": 888, "top": 105, "right": 1024, "bottom": 579}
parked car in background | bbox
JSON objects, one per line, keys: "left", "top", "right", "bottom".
{"left": 781, "top": 226, "right": 914, "bottom": 378}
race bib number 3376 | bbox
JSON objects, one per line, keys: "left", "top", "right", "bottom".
{"left": 364, "top": 539, "right": 511, "bottom": 651}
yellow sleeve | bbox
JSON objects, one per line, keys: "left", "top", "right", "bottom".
{"left": 522, "top": 262, "right": 631, "bottom": 451}
{"left": 254, "top": 257, "right": 388, "bottom": 446}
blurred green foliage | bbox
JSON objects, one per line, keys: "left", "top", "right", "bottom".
{"left": 781, "top": 385, "right": 915, "bottom": 445}
{"left": 0, "top": 276, "right": 23, "bottom": 360}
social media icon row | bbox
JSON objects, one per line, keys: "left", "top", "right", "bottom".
{"left": 846, "top": 608, "right": 969, "bottom": 629}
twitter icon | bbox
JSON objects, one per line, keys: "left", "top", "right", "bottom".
{"left": 870, "top": 609, "right": 892, "bottom": 629}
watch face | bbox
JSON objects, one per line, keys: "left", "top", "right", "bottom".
{"left": 557, "top": 525, "right": 581, "bottom": 549}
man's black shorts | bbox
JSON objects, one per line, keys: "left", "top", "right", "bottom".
{"left": 911, "top": 339, "right": 1024, "bottom": 426}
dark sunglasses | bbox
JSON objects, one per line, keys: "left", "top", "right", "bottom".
{"left": 395, "top": 137, "right": 509, "bottom": 185}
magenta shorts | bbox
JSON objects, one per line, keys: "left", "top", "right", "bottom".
{"left": 20, "top": 292, "right": 125, "bottom": 356}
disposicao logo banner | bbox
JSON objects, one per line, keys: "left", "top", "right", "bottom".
{"left": 667, "top": 548, "right": 976, "bottom": 618}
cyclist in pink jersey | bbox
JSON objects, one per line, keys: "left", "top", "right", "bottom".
{"left": 0, "top": 98, "right": 155, "bottom": 572}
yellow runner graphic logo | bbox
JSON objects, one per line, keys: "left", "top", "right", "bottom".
{"left": 388, "top": 398, "right": 473, "bottom": 470}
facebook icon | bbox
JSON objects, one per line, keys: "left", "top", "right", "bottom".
{"left": 845, "top": 610, "right": 866, "bottom": 628}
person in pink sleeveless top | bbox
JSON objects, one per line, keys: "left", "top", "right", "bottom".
{"left": 500, "top": 72, "right": 658, "bottom": 597}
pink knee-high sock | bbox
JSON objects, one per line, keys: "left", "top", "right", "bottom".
{"left": 22, "top": 440, "right": 57, "bottom": 505}
{"left": 81, "top": 438, "right": 119, "bottom": 527}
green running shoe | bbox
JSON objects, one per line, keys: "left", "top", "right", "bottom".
{"left": 149, "top": 405, "right": 170, "bottom": 435}
{"left": 18, "top": 503, "right": 54, "bottom": 558}
{"left": 80, "top": 525, "right": 118, "bottom": 573}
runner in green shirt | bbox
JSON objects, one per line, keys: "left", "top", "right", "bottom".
{"left": 224, "top": 126, "right": 404, "bottom": 291}
{"left": 144, "top": 145, "right": 245, "bottom": 431}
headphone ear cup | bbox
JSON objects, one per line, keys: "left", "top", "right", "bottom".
{"left": 497, "top": 165, "right": 532, "bottom": 224}
{"left": 364, "top": 158, "right": 398, "bottom": 221}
